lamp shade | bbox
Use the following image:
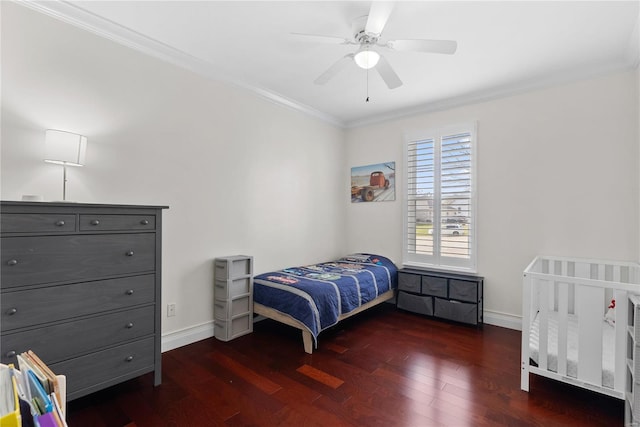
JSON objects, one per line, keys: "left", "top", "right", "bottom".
{"left": 354, "top": 49, "right": 380, "bottom": 70}
{"left": 44, "top": 129, "right": 87, "bottom": 167}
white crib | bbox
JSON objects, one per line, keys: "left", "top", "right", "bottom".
{"left": 521, "top": 255, "right": 640, "bottom": 403}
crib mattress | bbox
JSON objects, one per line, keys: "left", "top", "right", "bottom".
{"left": 529, "top": 311, "right": 615, "bottom": 388}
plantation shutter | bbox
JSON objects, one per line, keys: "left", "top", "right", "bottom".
{"left": 404, "top": 125, "right": 476, "bottom": 271}
{"left": 406, "top": 138, "right": 435, "bottom": 257}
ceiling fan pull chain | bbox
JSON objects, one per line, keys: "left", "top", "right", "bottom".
{"left": 366, "top": 67, "right": 370, "bottom": 103}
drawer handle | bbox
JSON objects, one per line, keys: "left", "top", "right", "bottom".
{"left": 7, "top": 308, "right": 17, "bottom": 316}
{"left": 5, "top": 351, "right": 16, "bottom": 358}
{"left": 125, "top": 356, "right": 134, "bottom": 362}
{"left": 126, "top": 289, "right": 135, "bottom": 296}
{"left": 90, "top": 219, "right": 100, "bottom": 226}
{"left": 125, "top": 250, "right": 134, "bottom": 257}
{"left": 126, "top": 322, "right": 134, "bottom": 329}
{"left": 55, "top": 220, "right": 65, "bottom": 227}
{"left": 7, "top": 259, "right": 18, "bottom": 266}
{"left": 140, "top": 219, "right": 150, "bottom": 225}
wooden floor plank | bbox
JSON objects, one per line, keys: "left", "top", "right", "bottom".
{"left": 67, "top": 304, "right": 624, "bottom": 426}
{"left": 296, "top": 364, "right": 344, "bottom": 389}
{"left": 210, "top": 350, "right": 283, "bottom": 395}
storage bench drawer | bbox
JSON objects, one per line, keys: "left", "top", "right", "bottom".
{"left": 397, "top": 292, "right": 433, "bottom": 316}
{"left": 398, "top": 272, "right": 421, "bottom": 293}
{"left": 422, "top": 276, "right": 447, "bottom": 297}
{"left": 1, "top": 275, "right": 155, "bottom": 331}
{"left": 434, "top": 298, "right": 478, "bottom": 325}
{"left": 449, "top": 279, "right": 478, "bottom": 302}
{"left": 1, "top": 306, "right": 155, "bottom": 365}
{"left": 1, "top": 233, "right": 155, "bottom": 288}
{"left": 51, "top": 337, "right": 155, "bottom": 400}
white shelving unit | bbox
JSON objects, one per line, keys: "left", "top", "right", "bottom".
{"left": 213, "top": 255, "right": 253, "bottom": 341}
{"left": 626, "top": 294, "right": 640, "bottom": 426}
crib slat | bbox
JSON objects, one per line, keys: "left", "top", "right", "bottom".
{"left": 576, "top": 284, "right": 604, "bottom": 385}
{"left": 521, "top": 271, "right": 532, "bottom": 392}
{"left": 613, "top": 289, "right": 627, "bottom": 391}
{"left": 538, "top": 279, "right": 549, "bottom": 371}
{"left": 557, "top": 281, "right": 569, "bottom": 377}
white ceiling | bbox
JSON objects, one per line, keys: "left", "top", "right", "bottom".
{"left": 24, "top": 1, "right": 640, "bottom": 128}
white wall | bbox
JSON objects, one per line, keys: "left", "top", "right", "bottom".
{"left": 346, "top": 70, "right": 639, "bottom": 328}
{"left": 1, "top": 3, "right": 346, "bottom": 349}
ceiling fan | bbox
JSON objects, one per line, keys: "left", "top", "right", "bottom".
{"left": 293, "top": 2, "right": 457, "bottom": 90}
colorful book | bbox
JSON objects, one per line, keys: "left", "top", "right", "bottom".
{"left": 27, "top": 369, "right": 53, "bottom": 414}
{"left": 37, "top": 411, "right": 59, "bottom": 427}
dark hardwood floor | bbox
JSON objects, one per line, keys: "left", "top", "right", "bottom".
{"left": 67, "top": 304, "right": 624, "bottom": 426}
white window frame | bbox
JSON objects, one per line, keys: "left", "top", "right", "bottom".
{"left": 402, "top": 122, "right": 478, "bottom": 272}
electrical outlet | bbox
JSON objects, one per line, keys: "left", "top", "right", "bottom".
{"left": 167, "top": 303, "right": 176, "bottom": 317}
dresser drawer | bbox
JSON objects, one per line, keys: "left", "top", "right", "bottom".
{"left": 1, "top": 213, "right": 76, "bottom": 233}
{"left": 422, "top": 276, "right": 447, "bottom": 297}
{"left": 1, "top": 233, "right": 155, "bottom": 288}
{"left": 1, "top": 306, "right": 155, "bottom": 365}
{"left": 398, "top": 272, "right": 421, "bottom": 293}
{"left": 449, "top": 279, "right": 478, "bottom": 302}
{"left": 79, "top": 214, "right": 155, "bottom": 231}
{"left": 1, "top": 275, "right": 155, "bottom": 331}
{"left": 51, "top": 337, "right": 155, "bottom": 399}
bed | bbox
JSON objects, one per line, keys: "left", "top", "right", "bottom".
{"left": 521, "top": 255, "right": 640, "bottom": 400}
{"left": 253, "top": 253, "right": 397, "bottom": 353}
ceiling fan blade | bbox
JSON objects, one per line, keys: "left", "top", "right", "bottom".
{"left": 386, "top": 39, "right": 458, "bottom": 54}
{"left": 314, "top": 54, "right": 354, "bottom": 85}
{"left": 365, "top": 1, "right": 395, "bottom": 35}
{"left": 375, "top": 54, "right": 402, "bottom": 89}
{"left": 291, "top": 32, "right": 352, "bottom": 45}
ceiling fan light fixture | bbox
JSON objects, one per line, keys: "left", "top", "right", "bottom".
{"left": 354, "top": 49, "right": 380, "bottom": 69}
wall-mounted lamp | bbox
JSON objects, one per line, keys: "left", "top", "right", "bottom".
{"left": 44, "top": 129, "right": 87, "bottom": 201}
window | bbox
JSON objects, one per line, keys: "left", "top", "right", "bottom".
{"left": 403, "top": 123, "right": 477, "bottom": 271}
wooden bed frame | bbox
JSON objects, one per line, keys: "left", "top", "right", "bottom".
{"left": 253, "top": 289, "right": 395, "bottom": 354}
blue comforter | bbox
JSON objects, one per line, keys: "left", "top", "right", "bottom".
{"left": 253, "top": 253, "right": 397, "bottom": 347}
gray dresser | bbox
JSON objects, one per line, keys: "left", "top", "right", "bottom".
{"left": 0, "top": 201, "right": 167, "bottom": 400}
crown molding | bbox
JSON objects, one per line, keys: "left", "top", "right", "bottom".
{"left": 16, "top": 0, "right": 346, "bottom": 128}
{"left": 345, "top": 60, "right": 635, "bottom": 129}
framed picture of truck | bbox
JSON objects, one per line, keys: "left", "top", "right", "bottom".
{"left": 351, "top": 162, "right": 395, "bottom": 203}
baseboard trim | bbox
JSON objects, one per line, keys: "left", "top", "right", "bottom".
{"left": 161, "top": 321, "right": 215, "bottom": 352}
{"left": 483, "top": 310, "right": 522, "bottom": 331}
{"left": 161, "top": 309, "right": 524, "bottom": 353}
